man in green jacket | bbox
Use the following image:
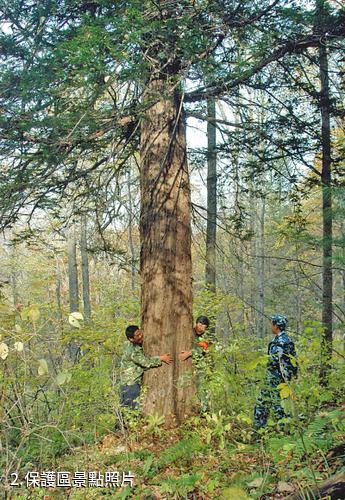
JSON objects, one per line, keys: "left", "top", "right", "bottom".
{"left": 120, "top": 325, "right": 173, "bottom": 410}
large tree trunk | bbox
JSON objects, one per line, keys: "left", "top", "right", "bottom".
{"left": 80, "top": 216, "right": 91, "bottom": 320}
{"left": 318, "top": 22, "right": 333, "bottom": 385}
{"left": 140, "top": 79, "right": 195, "bottom": 422}
{"left": 205, "top": 97, "right": 217, "bottom": 292}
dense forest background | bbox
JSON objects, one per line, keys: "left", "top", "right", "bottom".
{"left": 0, "top": 0, "right": 344, "bottom": 498}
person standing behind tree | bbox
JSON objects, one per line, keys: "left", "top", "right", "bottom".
{"left": 179, "top": 315, "right": 215, "bottom": 413}
{"left": 254, "top": 314, "right": 297, "bottom": 429}
{"left": 120, "top": 325, "right": 173, "bottom": 411}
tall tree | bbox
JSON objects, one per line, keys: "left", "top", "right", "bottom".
{"left": 140, "top": 79, "right": 194, "bottom": 421}
{"left": 80, "top": 216, "right": 91, "bottom": 320}
{"left": 67, "top": 226, "right": 79, "bottom": 314}
{"left": 127, "top": 164, "right": 137, "bottom": 293}
{"left": 205, "top": 97, "right": 217, "bottom": 293}
{"left": 255, "top": 196, "right": 266, "bottom": 337}
{"left": 318, "top": 0, "right": 333, "bottom": 384}
{"left": 67, "top": 224, "right": 80, "bottom": 362}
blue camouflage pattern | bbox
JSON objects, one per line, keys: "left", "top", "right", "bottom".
{"left": 254, "top": 325, "right": 297, "bottom": 429}
{"left": 269, "top": 314, "right": 288, "bottom": 331}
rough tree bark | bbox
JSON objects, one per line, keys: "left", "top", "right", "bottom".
{"left": 141, "top": 78, "right": 195, "bottom": 422}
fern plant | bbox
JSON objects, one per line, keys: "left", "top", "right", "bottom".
{"left": 159, "top": 473, "right": 202, "bottom": 498}
{"left": 145, "top": 413, "right": 165, "bottom": 437}
{"left": 205, "top": 411, "right": 232, "bottom": 450}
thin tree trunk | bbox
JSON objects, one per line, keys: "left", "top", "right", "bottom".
{"left": 68, "top": 226, "right": 79, "bottom": 313}
{"left": 140, "top": 79, "right": 195, "bottom": 422}
{"left": 205, "top": 97, "right": 217, "bottom": 292}
{"left": 319, "top": 23, "right": 333, "bottom": 384}
{"left": 249, "top": 185, "right": 256, "bottom": 335}
{"left": 80, "top": 216, "right": 91, "bottom": 320}
{"left": 67, "top": 225, "right": 80, "bottom": 362}
{"left": 238, "top": 247, "right": 245, "bottom": 327}
{"left": 55, "top": 255, "right": 63, "bottom": 329}
{"left": 255, "top": 197, "right": 265, "bottom": 337}
{"left": 10, "top": 245, "right": 19, "bottom": 308}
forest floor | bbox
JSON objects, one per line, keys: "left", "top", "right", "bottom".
{"left": 5, "top": 405, "right": 345, "bottom": 500}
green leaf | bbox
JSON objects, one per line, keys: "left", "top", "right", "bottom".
{"left": 22, "top": 305, "right": 40, "bottom": 323}
{"left": 247, "top": 477, "right": 264, "bottom": 488}
{"left": 246, "top": 355, "right": 269, "bottom": 370}
{"left": 0, "top": 304, "right": 13, "bottom": 316}
{"left": 220, "top": 487, "right": 250, "bottom": 499}
{"left": 55, "top": 371, "right": 70, "bottom": 385}
{"left": 304, "top": 327, "right": 314, "bottom": 334}
{"left": 142, "top": 454, "right": 154, "bottom": 476}
{"left": 237, "top": 413, "right": 252, "bottom": 424}
{"left": 277, "top": 383, "right": 292, "bottom": 399}
{"left": 289, "top": 355, "right": 298, "bottom": 367}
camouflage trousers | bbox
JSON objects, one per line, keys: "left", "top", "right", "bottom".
{"left": 254, "top": 386, "right": 289, "bottom": 429}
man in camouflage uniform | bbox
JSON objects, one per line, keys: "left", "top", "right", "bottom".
{"left": 179, "top": 315, "right": 215, "bottom": 413}
{"left": 120, "top": 325, "right": 173, "bottom": 410}
{"left": 254, "top": 314, "right": 297, "bottom": 429}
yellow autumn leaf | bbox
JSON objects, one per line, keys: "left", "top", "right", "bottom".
{"left": 0, "top": 343, "right": 9, "bottom": 360}
{"left": 38, "top": 359, "right": 49, "bottom": 376}
{"left": 68, "top": 316, "right": 80, "bottom": 328}
{"left": 68, "top": 312, "right": 83, "bottom": 328}
{"left": 277, "top": 383, "right": 292, "bottom": 399}
{"left": 69, "top": 312, "right": 84, "bottom": 320}
{"left": 14, "top": 341, "right": 24, "bottom": 352}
